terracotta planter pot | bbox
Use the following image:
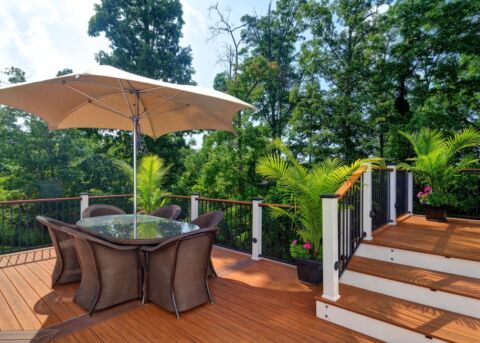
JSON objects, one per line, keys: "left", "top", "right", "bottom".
{"left": 295, "top": 258, "right": 323, "bottom": 285}
{"left": 425, "top": 205, "right": 447, "bottom": 222}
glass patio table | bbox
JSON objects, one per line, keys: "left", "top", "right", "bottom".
{"left": 76, "top": 214, "right": 199, "bottom": 245}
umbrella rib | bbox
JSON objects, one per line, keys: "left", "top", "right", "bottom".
{"left": 119, "top": 80, "right": 135, "bottom": 116}
{"left": 63, "top": 83, "right": 131, "bottom": 119}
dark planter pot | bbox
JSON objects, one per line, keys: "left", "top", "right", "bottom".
{"left": 295, "top": 258, "right": 323, "bottom": 285}
{"left": 425, "top": 205, "right": 447, "bottom": 222}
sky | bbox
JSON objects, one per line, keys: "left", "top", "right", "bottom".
{"left": 0, "top": 0, "right": 273, "bottom": 88}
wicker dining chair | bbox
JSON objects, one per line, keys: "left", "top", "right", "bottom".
{"left": 141, "top": 227, "right": 218, "bottom": 319}
{"left": 81, "top": 204, "right": 125, "bottom": 219}
{"left": 191, "top": 211, "right": 224, "bottom": 277}
{"left": 36, "top": 216, "right": 82, "bottom": 288}
{"left": 150, "top": 205, "right": 181, "bottom": 220}
{"left": 59, "top": 224, "right": 142, "bottom": 316}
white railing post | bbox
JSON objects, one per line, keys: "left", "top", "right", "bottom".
{"left": 80, "top": 192, "right": 89, "bottom": 220}
{"left": 388, "top": 164, "right": 397, "bottom": 225}
{"left": 191, "top": 193, "right": 199, "bottom": 221}
{"left": 322, "top": 194, "right": 340, "bottom": 302}
{"left": 407, "top": 172, "right": 413, "bottom": 214}
{"left": 362, "top": 163, "right": 373, "bottom": 240}
{"left": 251, "top": 198, "right": 263, "bottom": 261}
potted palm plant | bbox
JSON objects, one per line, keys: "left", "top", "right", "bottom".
{"left": 115, "top": 154, "right": 171, "bottom": 213}
{"left": 399, "top": 128, "right": 480, "bottom": 222}
{"left": 256, "top": 139, "right": 380, "bottom": 284}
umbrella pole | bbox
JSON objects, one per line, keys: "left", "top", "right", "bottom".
{"left": 133, "top": 92, "right": 139, "bottom": 238}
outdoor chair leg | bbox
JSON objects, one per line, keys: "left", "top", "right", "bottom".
{"left": 171, "top": 290, "right": 180, "bottom": 319}
{"left": 206, "top": 278, "right": 214, "bottom": 304}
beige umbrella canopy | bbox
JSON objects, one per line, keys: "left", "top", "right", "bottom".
{"left": 0, "top": 65, "right": 252, "bottom": 137}
{"left": 0, "top": 65, "right": 252, "bottom": 232}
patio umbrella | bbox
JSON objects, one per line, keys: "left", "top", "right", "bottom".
{"left": 0, "top": 65, "right": 252, "bottom": 233}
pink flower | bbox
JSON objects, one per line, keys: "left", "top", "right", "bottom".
{"left": 417, "top": 192, "right": 424, "bottom": 198}
{"left": 291, "top": 240, "right": 297, "bottom": 246}
{"left": 303, "top": 243, "right": 312, "bottom": 249}
{"left": 424, "top": 186, "right": 432, "bottom": 193}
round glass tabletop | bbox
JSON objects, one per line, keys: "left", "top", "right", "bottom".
{"left": 76, "top": 214, "right": 199, "bottom": 244}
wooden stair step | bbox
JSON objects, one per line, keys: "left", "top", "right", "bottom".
{"left": 347, "top": 256, "right": 480, "bottom": 300}
{"left": 363, "top": 216, "right": 480, "bottom": 262}
{"left": 316, "top": 284, "right": 480, "bottom": 343}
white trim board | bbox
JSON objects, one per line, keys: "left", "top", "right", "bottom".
{"left": 341, "top": 270, "right": 480, "bottom": 319}
{"left": 356, "top": 244, "right": 480, "bottom": 278}
{"left": 316, "top": 300, "right": 445, "bottom": 343}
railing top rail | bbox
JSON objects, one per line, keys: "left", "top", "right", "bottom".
{"left": 165, "top": 194, "right": 191, "bottom": 199}
{"left": 0, "top": 196, "right": 82, "bottom": 205}
{"left": 89, "top": 194, "right": 132, "bottom": 199}
{"left": 259, "top": 202, "right": 296, "bottom": 209}
{"left": 335, "top": 165, "right": 367, "bottom": 200}
{"left": 373, "top": 167, "right": 394, "bottom": 172}
{"left": 197, "top": 197, "right": 252, "bottom": 206}
{"left": 460, "top": 168, "right": 480, "bottom": 173}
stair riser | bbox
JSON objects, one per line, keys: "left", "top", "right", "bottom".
{"left": 357, "top": 244, "right": 480, "bottom": 278}
{"left": 316, "top": 300, "right": 446, "bottom": 343}
{"left": 342, "top": 270, "right": 480, "bottom": 318}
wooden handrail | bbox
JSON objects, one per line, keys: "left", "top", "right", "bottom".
{"left": 0, "top": 196, "right": 82, "bottom": 205}
{"left": 165, "top": 194, "right": 191, "bottom": 199}
{"left": 197, "top": 197, "right": 252, "bottom": 206}
{"left": 0, "top": 193, "right": 297, "bottom": 210}
{"left": 259, "top": 202, "right": 296, "bottom": 209}
{"left": 335, "top": 165, "right": 368, "bottom": 199}
{"left": 89, "top": 194, "right": 132, "bottom": 199}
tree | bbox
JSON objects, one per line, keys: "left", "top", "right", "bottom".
{"left": 299, "top": 0, "right": 391, "bottom": 162}
{"left": 88, "top": 0, "right": 194, "bottom": 83}
{"left": 374, "top": 0, "right": 480, "bottom": 161}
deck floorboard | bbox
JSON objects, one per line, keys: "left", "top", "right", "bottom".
{"left": 0, "top": 246, "right": 379, "bottom": 343}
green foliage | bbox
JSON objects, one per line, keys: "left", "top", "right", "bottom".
{"left": 398, "top": 128, "right": 480, "bottom": 194}
{"left": 88, "top": 0, "right": 194, "bottom": 83}
{"left": 425, "top": 192, "right": 458, "bottom": 208}
{"left": 256, "top": 139, "right": 383, "bottom": 259}
{"left": 114, "top": 154, "right": 170, "bottom": 213}
{"left": 290, "top": 240, "right": 317, "bottom": 261}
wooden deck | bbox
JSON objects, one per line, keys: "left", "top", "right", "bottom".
{"left": 366, "top": 215, "right": 480, "bottom": 261}
{"left": 0, "top": 247, "right": 378, "bottom": 342}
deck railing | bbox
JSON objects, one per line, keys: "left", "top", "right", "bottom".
{"left": 371, "top": 168, "right": 391, "bottom": 231}
{"left": 321, "top": 164, "right": 413, "bottom": 301}
{"left": 0, "top": 193, "right": 298, "bottom": 263}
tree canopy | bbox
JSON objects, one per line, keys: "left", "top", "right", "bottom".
{"left": 1, "top": 0, "right": 479, "bottom": 205}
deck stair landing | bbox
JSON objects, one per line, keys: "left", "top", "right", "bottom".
{"left": 316, "top": 216, "right": 480, "bottom": 342}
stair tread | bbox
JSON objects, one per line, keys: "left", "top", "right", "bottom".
{"left": 364, "top": 216, "right": 480, "bottom": 262}
{"left": 316, "top": 284, "right": 480, "bottom": 343}
{"left": 347, "top": 256, "right": 480, "bottom": 300}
